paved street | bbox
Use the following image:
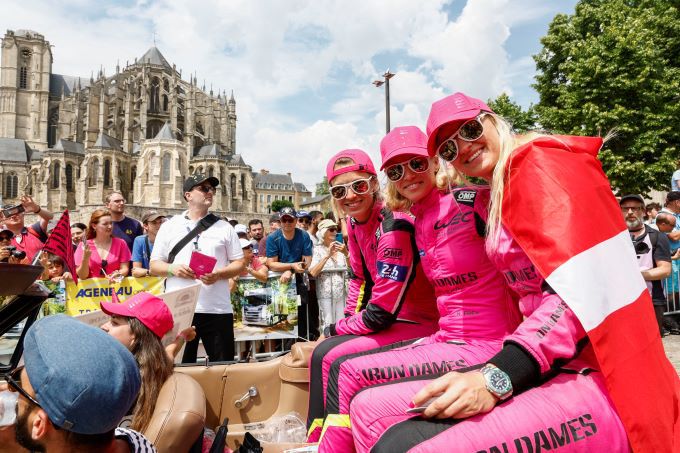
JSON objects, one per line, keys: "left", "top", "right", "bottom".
{"left": 663, "top": 335, "right": 680, "bottom": 374}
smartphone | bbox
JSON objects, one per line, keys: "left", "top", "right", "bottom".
{"left": 335, "top": 232, "right": 343, "bottom": 243}
{"left": 1, "top": 204, "right": 24, "bottom": 218}
{"left": 405, "top": 397, "right": 439, "bottom": 414}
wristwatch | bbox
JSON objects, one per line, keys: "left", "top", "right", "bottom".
{"left": 480, "top": 364, "right": 513, "bottom": 400}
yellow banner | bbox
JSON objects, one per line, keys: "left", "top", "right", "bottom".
{"left": 64, "top": 276, "right": 165, "bottom": 316}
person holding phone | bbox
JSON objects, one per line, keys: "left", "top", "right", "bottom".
{"left": 309, "top": 219, "right": 348, "bottom": 331}
{"left": 75, "top": 208, "right": 130, "bottom": 282}
{"left": 0, "top": 195, "right": 53, "bottom": 262}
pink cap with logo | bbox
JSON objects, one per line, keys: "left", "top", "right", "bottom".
{"left": 426, "top": 92, "right": 494, "bottom": 156}
{"left": 325, "top": 149, "right": 377, "bottom": 183}
{"left": 101, "top": 291, "right": 174, "bottom": 339}
{"left": 379, "top": 126, "right": 429, "bottom": 170}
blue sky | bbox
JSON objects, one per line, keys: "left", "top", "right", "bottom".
{"left": 2, "top": 0, "right": 579, "bottom": 191}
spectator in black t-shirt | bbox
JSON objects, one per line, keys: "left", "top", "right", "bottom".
{"left": 105, "top": 191, "right": 143, "bottom": 251}
{"left": 621, "top": 194, "right": 672, "bottom": 335}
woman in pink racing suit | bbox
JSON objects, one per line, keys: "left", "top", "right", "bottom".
{"left": 314, "top": 128, "right": 523, "bottom": 452}
{"left": 348, "top": 93, "right": 631, "bottom": 452}
{"left": 305, "top": 149, "right": 440, "bottom": 441}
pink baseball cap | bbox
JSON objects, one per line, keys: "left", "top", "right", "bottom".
{"left": 325, "top": 149, "right": 377, "bottom": 183}
{"left": 379, "top": 126, "right": 429, "bottom": 170}
{"left": 101, "top": 291, "right": 174, "bottom": 339}
{"left": 426, "top": 92, "right": 494, "bottom": 156}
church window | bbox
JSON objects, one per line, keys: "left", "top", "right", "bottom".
{"left": 146, "top": 120, "right": 163, "bottom": 139}
{"left": 208, "top": 166, "right": 214, "bottom": 178}
{"left": 104, "top": 159, "right": 111, "bottom": 188}
{"left": 230, "top": 174, "right": 237, "bottom": 198}
{"left": 18, "top": 49, "right": 31, "bottom": 90}
{"left": 163, "top": 79, "right": 170, "bottom": 92}
{"left": 52, "top": 162, "right": 61, "bottom": 189}
{"left": 196, "top": 165, "right": 203, "bottom": 175}
{"left": 241, "top": 174, "right": 247, "bottom": 200}
{"left": 149, "top": 78, "right": 160, "bottom": 113}
{"left": 161, "top": 154, "right": 171, "bottom": 181}
{"left": 220, "top": 167, "right": 226, "bottom": 194}
{"left": 131, "top": 165, "right": 136, "bottom": 192}
{"left": 89, "top": 158, "right": 99, "bottom": 186}
{"left": 163, "top": 95, "right": 168, "bottom": 112}
{"left": 5, "top": 173, "right": 18, "bottom": 199}
{"left": 189, "top": 165, "right": 194, "bottom": 174}
{"left": 66, "top": 164, "right": 74, "bottom": 191}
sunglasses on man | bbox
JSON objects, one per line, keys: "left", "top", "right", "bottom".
{"left": 385, "top": 156, "right": 430, "bottom": 182}
{"left": 436, "top": 114, "right": 487, "bottom": 162}
{"left": 193, "top": 185, "right": 216, "bottom": 194}
{"left": 329, "top": 176, "right": 374, "bottom": 200}
{"left": 4, "top": 365, "right": 42, "bottom": 408}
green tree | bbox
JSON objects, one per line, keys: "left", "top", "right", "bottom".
{"left": 487, "top": 93, "right": 537, "bottom": 133}
{"left": 533, "top": 0, "right": 680, "bottom": 195}
{"left": 271, "top": 199, "right": 294, "bottom": 212}
{"left": 316, "top": 176, "right": 330, "bottom": 196}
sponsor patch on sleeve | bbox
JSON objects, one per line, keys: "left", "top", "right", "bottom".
{"left": 455, "top": 189, "right": 477, "bottom": 207}
{"left": 376, "top": 261, "right": 408, "bottom": 282}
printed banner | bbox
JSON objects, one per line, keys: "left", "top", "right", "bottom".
{"left": 64, "top": 276, "right": 165, "bottom": 316}
{"left": 74, "top": 282, "right": 200, "bottom": 363}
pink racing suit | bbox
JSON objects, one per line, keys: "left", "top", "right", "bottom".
{"left": 348, "top": 224, "right": 629, "bottom": 452}
{"left": 306, "top": 200, "right": 439, "bottom": 439}
{"left": 316, "top": 187, "right": 521, "bottom": 451}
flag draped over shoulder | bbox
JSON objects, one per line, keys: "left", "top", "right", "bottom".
{"left": 42, "top": 210, "right": 78, "bottom": 284}
{"left": 501, "top": 135, "right": 679, "bottom": 452}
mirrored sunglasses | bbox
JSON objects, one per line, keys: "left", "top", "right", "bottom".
{"left": 330, "top": 177, "right": 374, "bottom": 200}
{"left": 436, "top": 115, "right": 486, "bottom": 162}
{"left": 385, "top": 156, "right": 430, "bottom": 182}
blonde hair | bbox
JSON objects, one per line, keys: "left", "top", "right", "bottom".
{"left": 383, "top": 157, "right": 460, "bottom": 212}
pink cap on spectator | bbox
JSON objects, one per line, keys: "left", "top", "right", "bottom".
{"left": 325, "top": 149, "right": 377, "bottom": 183}
{"left": 379, "top": 126, "right": 429, "bottom": 170}
{"left": 426, "top": 92, "right": 494, "bottom": 156}
{"left": 101, "top": 291, "right": 174, "bottom": 339}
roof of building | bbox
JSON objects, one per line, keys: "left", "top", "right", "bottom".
{"left": 254, "top": 172, "right": 294, "bottom": 188}
{"left": 299, "top": 194, "right": 330, "bottom": 207}
{"left": 49, "top": 74, "right": 89, "bottom": 98}
{"left": 195, "top": 144, "right": 220, "bottom": 157}
{"left": 228, "top": 154, "right": 246, "bottom": 166}
{"left": 294, "top": 182, "right": 309, "bottom": 192}
{"left": 154, "top": 122, "right": 176, "bottom": 140}
{"left": 92, "top": 133, "right": 123, "bottom": 150}
{"left": 138, "top": 46, "right": 172, "bottom": 70}
{"left": 53, "top": 139, "right": 85, "bottom": 154}
{"left": 0, "top": 138, "right": 33, "bottom": 162}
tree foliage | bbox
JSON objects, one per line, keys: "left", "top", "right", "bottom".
{"left": 487, "top": 93, "right": 538, "bottom": 133}
{"left": 271, "top": 199, "right": 294, "bottom": 212}
{"left": 533, "top": 0, "right": 680, "bottom": 195}
{"left": 316, "top": 176, "right": 330, "bottom": 196}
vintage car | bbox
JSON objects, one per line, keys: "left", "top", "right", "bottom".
{"left": 0, "top": 264, "right": 315, "bottom": 453}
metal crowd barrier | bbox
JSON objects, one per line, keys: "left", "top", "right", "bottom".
{"left": 664, "top": 264, "right": 680, "bottom": 315}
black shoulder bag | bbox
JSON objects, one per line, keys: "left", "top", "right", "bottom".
{"left": 167, "top": 213, "right": 220, "bottom": 263}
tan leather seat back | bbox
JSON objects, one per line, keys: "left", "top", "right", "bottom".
{"left": 143, "top": 372, "right": 206, "bottom": 453}
{"left": 279, "top": 341, "right": 315, "bottom": 383}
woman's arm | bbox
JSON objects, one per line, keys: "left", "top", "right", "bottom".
{"left": 165, "top": 326, "right": 196, "bottom": 360}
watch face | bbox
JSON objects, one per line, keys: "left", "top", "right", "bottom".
{"left": 489, "top": 370, "right": 511, "bottom": 393}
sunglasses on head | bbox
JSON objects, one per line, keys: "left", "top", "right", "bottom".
{"left": 4, "top": 365, "right": 42, "bottom": 408}
{"left": 436, "top": 114, "right": 487, "bottom": 162}
{"left": 194, "top": 185, "right": 216, "bottom": 194}
{"left": 385, "top": 156, "right": 430, "bottom": 182}
{"left": 329, "top": 176, "right": 374, "bottom": 200}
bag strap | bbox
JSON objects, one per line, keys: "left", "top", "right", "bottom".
{"left": 167, "top": 213, "right": 219, "bottom": 263}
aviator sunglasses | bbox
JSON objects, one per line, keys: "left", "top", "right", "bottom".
{"left": 436, "top": 114, "right": 487, "bottom": 162}
{"left": 384, "top": 156, "right": 430, "bottom": 182}
{"left": 329, "top": 177, "right": 374, "bottom": 200}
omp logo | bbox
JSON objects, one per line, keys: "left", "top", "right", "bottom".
{"left": 456, "top": 191, "right": 475, "bottom": 201}
{"left": 382, "top": 248, "right": 403, "bottom": 259}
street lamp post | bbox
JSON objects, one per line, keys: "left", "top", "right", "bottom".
{"left": 373, "top": 70, "right": 395, "bottom": 134}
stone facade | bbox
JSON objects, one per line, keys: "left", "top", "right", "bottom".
{"left": 0, "top": 29, "right": 260, "bottom": 223}
{"left": 253, "top": 169, "right": 311, "bottom": 213}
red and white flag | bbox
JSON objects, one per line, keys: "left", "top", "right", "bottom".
{"left": 502, "top": 135, "right": 679, "bottom": 452}
{"left": 42, "top": 210, "right": 78, "bottom": 284}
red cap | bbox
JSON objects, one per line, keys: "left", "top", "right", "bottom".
{"left": 101, "top": 292, "right": 174, "bottom": 339}
{"left": 325, "top": 149, "right": 377, "bottom": 183}
{"left": 379, "top": 126, "right": 429, "bottom": 170}
{"left": 426, "top": 92, "right": 494, "bottom": 156}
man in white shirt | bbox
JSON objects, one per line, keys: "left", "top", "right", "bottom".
{"left": 151, "top": 174, "right": 244, "bottom": 362}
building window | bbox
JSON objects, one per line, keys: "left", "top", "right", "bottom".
{"left": 5, "top": 173, "right": 18, "bottom": 199}
{"left": 267, "top": 194, "right": 271, "bottom": 203}
{"left": 289, "top": 196, "right": 293, "bottom": 202}
{"left": 52, "top": 161, "right": 60, "bottom": 189}
{"left": 19, "top": 66, "right": 28, "bottom": 89}
{"left": 230, "top": 174, "right": 237, "bottom": 198}
{"left": 161, "top": 153, "right": 171, "bottom": 181}
{"left": 241, "top": 174, "right": 246, "bottom": 200}
{"left": 131, "top": 165, "right": 136, "bottom": 192}
{"left": 149, "top": 77, "right": 160, "bottom": 113}
{"left": 104, "top": 159, "right": 111, "bottom": 187}
{"left": 259, "top": 194, "right": 263, "bottom": 203}
{"left": 89, "top": 158, "right": 99, "bottom": 186}
{"left": 66, "top": 164, "right": 74, "bottom": 191}
{"left": 208, "top": 166, "right": 214, "bottom": 178}
{"left": 275, "top": 195, "right": 279, "bottom": 201}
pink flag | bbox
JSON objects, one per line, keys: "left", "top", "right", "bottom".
{"left": 42, "top": 210, "right": 78, "bottom": 284}
{"left": 502, "top": 135, "right": 679, "bottom": 452}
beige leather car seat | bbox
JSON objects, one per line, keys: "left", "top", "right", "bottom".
{"left": 143, "top": 372, "right": 207, "bottom": 453}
